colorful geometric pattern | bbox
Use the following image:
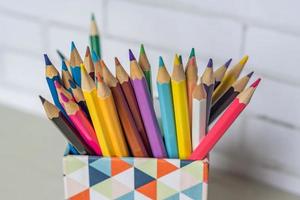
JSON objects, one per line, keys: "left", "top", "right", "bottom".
{"left": 63, "top": 155, "right": 208, "bottom": 200}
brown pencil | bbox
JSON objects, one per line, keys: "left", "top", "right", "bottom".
{"left": 213, "top": 58, "right": 232, "bottom": 90}
{"left": 83, "top": 46, "right": 95, "bottom": 80}
{"left": 39, "top": 95, "right": 95, "bottom": 155}
{"left": 209, "top": 71, "right": 253, "bottom": 124}
{"left": 115, "top": 57, "right": 152, "bottom": 156}
{"left": 101, "top": 60, "right": 149, "bottom": 157}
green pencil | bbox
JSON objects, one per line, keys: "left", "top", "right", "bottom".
{"left": 90, "top": 13, "right": 101, "bottom": 59}
{"left": 138, "top": 44, "right": 152, "bottom": 95}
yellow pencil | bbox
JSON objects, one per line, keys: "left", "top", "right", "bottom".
{"left": 171, "top": 54, "right": 191, "bottom": 159}
{"left": 81, "top": 64, "right": 113, "bottom": 156}
{"left": 212, "top": 55, "right": 248, "bottom": 103}
{"left": 96, "top": 74, "right": 129, "bottom": 157}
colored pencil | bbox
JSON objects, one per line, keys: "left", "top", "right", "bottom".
{"left": 101, "top": 60, "right": 148, "bottom": 157}
{"left": 171, "top": 54, "right": 191, "bottom": 159}
{"left": 57, "top": 49, "right": 71, "bottom": 72}
{"left": 138, "top": 44, "right": 152, "bottom": 95}
{"left": 70, "top": 42, "right": 83, "bottom": 86}
{"left": 96, "top": 73, "right": 129, "bottom": 157}
{"left": 83, "top": 46, "right": 95, "bottom": 80}
{"left": 61, "top": 61, "right": 73, "bottom": 93}
{"left": 129, "top": 49, "right": 166, "bottom": 158}
{"left": 54, "top": 80, "right": 102, "bottom": 156}
{"left": 212, "top": 55, "right": 248, "bottom": 103}
{"left": 213, "top": 58, "right": 232, "bottom": 90}
{"left": 90, "top": 14, "right": 101, "bottom": 59}
{"left": 201, "top": 58, "right": 214, "bottom": 129}
{"left": 209, "top": 71, "right": 253, "bottom": 124}
{"left": 185, "top": 48, "right": 198, "bottom": 128}
{"left": 91, "top": 50, "right": 102, "bottom": 79}
{"left": 39, "top": 96, "right": 95, "bottom": 155}
{"left": 115, "top": 57, "right": 152, "bottom": 156}
{"left": 157, "top": 56, "right": 178, "bottom": 158}
{"left": 192, "top": 80, "right": 207, "bottom": 150}
{"left": 189, "top": 78, "right": 261, "bottom": 160}
{"left": 81, "top": 65, "right": 112, "bottom": 156}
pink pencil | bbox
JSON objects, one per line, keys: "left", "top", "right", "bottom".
{"left": 129, "top": 50, "right": 166, "bottom": 158}
{"left": 54, "top": 81, "right": 102, "bottom": 156}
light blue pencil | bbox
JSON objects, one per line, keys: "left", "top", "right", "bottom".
{"left": 157, "top": 56, "right": 178, "bottom": 158}
{"left": 70, "top": 42, "right": 83, "bottom": 86}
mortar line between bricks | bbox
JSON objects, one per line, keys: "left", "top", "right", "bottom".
{"left": 120, "top": 0, "right": 300, "bottom": 38}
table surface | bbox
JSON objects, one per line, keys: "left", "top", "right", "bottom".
{"left": 0, "top": 104, "right": 299, "bottom": 200}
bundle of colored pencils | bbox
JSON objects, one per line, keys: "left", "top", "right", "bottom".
{"left": 40, "top": 16, "right": 261, "bottom": 160}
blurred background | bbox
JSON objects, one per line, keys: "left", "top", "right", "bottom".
{"left": 0, "top": 0, "right": 300, "bottom": 199}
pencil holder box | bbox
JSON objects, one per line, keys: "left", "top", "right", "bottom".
{"left": 63, "top": 154, "right": 209, "bottom": 200}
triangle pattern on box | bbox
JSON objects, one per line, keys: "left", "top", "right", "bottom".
{"left": 89, "top": 157, "right": 111, "bottom": 176}
{"left": 64, "top": 156, "right": 87, "bottom": 175}
{"left": 68, "top": 166, "right": 89, "bottom": 188}
{"left": 179, "top": 193, "right": 193, "bottom": 200}
{"left": 134, "top": 167, "right": 155, "bottom": 189}
{"left": 135, "top": 158, "right": 157, "bottom": 178}
{"left": 157, "top": 159, "right": 178, "bottom": 178}
{"left": 64, "top": 177, "right": 88, "bottom": 199}
{"left": 89, "top": 166, "right": 110, "bottom": 187}
{"left": 180, "top": 169, "right": 200, "bottom": 191}
{"left": 182, "top": 183, "right": 202, "bottom": 200}
{"left": 90, "top": 187, "right": 110, "bottom": 200}
{"left": 181, "top": 161, "right": 203, "bottom": 180}
{"left": 121, "top": 157, "right": 134, "bottom": 166}
{"left": 134, "top": 191, "right": 152, "bottom": 200}
{"left": 112, "top": 158, "right": 132, "bottom": 176}
{"left": 164, "top": 159, "right": 180, "bottom": 168}
{"left": 165, "top": 192, "right": 180, "bottom": 200}
{"left": 69, "top": 188, "right": 90, "bottom": 200}
{"left": 115, "top": 191, "right": 134, "bottom": 200}
{"left": 158, "top": 168, "right": 180, "bottom": 191}
{"left": 136, "top": 180, "right": 157, "bottom": 200}
{"left": 180, "top": 160, "right": 193, "bottom": 168}
{"left": 111, "top": 178, "right": 132, "bottom": 199}
{"left": 91, "top": 178, "right": 113, "bottom": 199}
{"left": 157, "top": 181, "right": 177, "bottom": 199}
{"left": 112, "top": 167, "right": 134, "bottom": 190}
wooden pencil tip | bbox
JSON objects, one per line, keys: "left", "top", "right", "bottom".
{"left": 129, "top": 49, "right": 136, "bottom": 61}
{"left": 247, "top": 71, "right": 254, "bottom": 78}
{"left": 240, "top": 55, "right": 249, "bottom": 65}
{"left": 71, "top": 41, "right": 76, "bottom": 51}
{"left": 140, "top": 44, "right": 145, "bottom": 55}
{"left": 91, "top": 50, "right": 99, "bottom": 62}
{"left": 174, "top": 54, "right": 180, "bottom": 66}
{"left": 100, "top": 59, "right": 107, "bottom": 68}
{"left": 207, "top": 58, "right": 213, "bottom": 68}
{"left": 43, "top": 54, "right": 52, "bottom": 66}
{"left": 56, "top": 50, "right": 65, "bottom": 60}
{"left": 224, "top": 58, "right": 232, "bottom": 68}
{"left": 96, "top": 72, "right": 103, "bottom": 83}
{"left": 178, "top": 55, "right": 183, "bottom": 64}
{"left": 68, "top": 79, "right": 76, "bottom": 89}
{"left": 114, "top": 57, "right": 120, "bottom": 66}
{"left": 39, "top": 95, "right": 46, "bottom": 104}
{"left": 91, "top": 13, "right": 95, "bottom": 21}
{"left": 251, "top": 78, "right": 261, "bottom": 88}
{"left": 189, "top": 48, "right": 195, "bottom": 59}
{"left": 61, "top": 61, "right": 68, "bottom": 71}
{"left": 85, "top": 46, "right": 91, "bottom": 57}
{"left": 159, "top": 56, "right": 165, "bottom": 68}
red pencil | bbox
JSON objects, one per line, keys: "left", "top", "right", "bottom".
{"left": 189, "top": 78, "right": 261, "bottom": 160}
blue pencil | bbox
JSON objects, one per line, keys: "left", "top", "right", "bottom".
{"left": 156, "top": 56, "right": 178, "bottom": 158}
{"left": 44, "top": 54, "right": 78, "bottom": 155}
{"left": 70, "top": 42, "right": 83, "bottom": 86}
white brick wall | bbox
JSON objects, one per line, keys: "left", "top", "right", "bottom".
{"left": 0, "top": 0, "right": 299, "bottom": 196}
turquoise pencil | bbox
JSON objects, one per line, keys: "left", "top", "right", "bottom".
{"left": 70, "top": 42, "right": 83, "bottom": 86}
{"left": 156, "top": 56, "right": 178, "bottom": 158}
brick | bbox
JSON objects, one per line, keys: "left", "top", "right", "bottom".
{"left": 0, "top": 13, "right": 43, "bottom": 53}
{"left": 2, "top": 51, "right": 47, "bottom": 92}
{"left": 245, "top": 26, "right": 300, "bottom": 83}
{"left": 243, "top": 117, "right": 300, "bottom": 177}
{"left": 107, "top": 1, "right": 243, "bottom": 60}
{"left": 0, "top": 0, "right": 104, "bottom": 28}
{"left": 247, "top": 77, "right": 300, "bottom": 127}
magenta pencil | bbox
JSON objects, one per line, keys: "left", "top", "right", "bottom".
{"left": 129, "top": 50, "right": 166, "bottom": 158}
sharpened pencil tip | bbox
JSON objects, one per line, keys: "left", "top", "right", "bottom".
{"left": 189, "top": 48, "right": 195, "bottom": 59}
{"left": 178, "top": 55, "right": 183, "bottom": 64}
{"left": 207, "top": 58, "right": 213, "bottom": 68}
{"left": 39, "top": 95, "right": 45, "bottom": 103}
{"left": 43, "top": 54, "right": 52, "bottom": 66}
{"left": 91, "top": 13, "right": 95, "bottom": 21}
{"left": 91, "top": 50, "right": 99, "bottom": 62}
{"left": 159, "top": 56, "right": 164, "bottom": 68}
{"left": 224, "top": 58, "right": 232, "bottom": 68}
{"left": 56, "top": 50, "right": 65, "bottom": 60}
{"left": 239, "top": 55, "right": 249, "bottom": 65}
{"left": 85, "top": 46, "right": 91, "bottom": 57}
{"left": 71, "top": 41, "right": 76, "bottom": 51}
{"left": 68, "top": 79, "right": 76, "bottom": 89}
{"left": 114, "top": 57, "right": 120, "bottom": 66}
{"left": 61, "top": 61, "right": 68, "bottom": 71}
{"left": 251, "top": 78, "right": 261, "bottom": 88}
{"left": 129, "top": 49, "right": 136, "bottom": 61}
{"left": 247, "top": 71, "right": 254, "bottom": 78}
{"left": 174, "top": 54, "right": 180, "bottom": 66}
{"left": 140, "top": 44, "right": 145, "bottom": 55}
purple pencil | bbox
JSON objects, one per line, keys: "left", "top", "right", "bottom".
{"left": 129, "top": 49, "right": 166, "bottom": 158}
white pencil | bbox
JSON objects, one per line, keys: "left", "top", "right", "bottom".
{"left": 192, "top": 79, "right": 207, "bottom": 150}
